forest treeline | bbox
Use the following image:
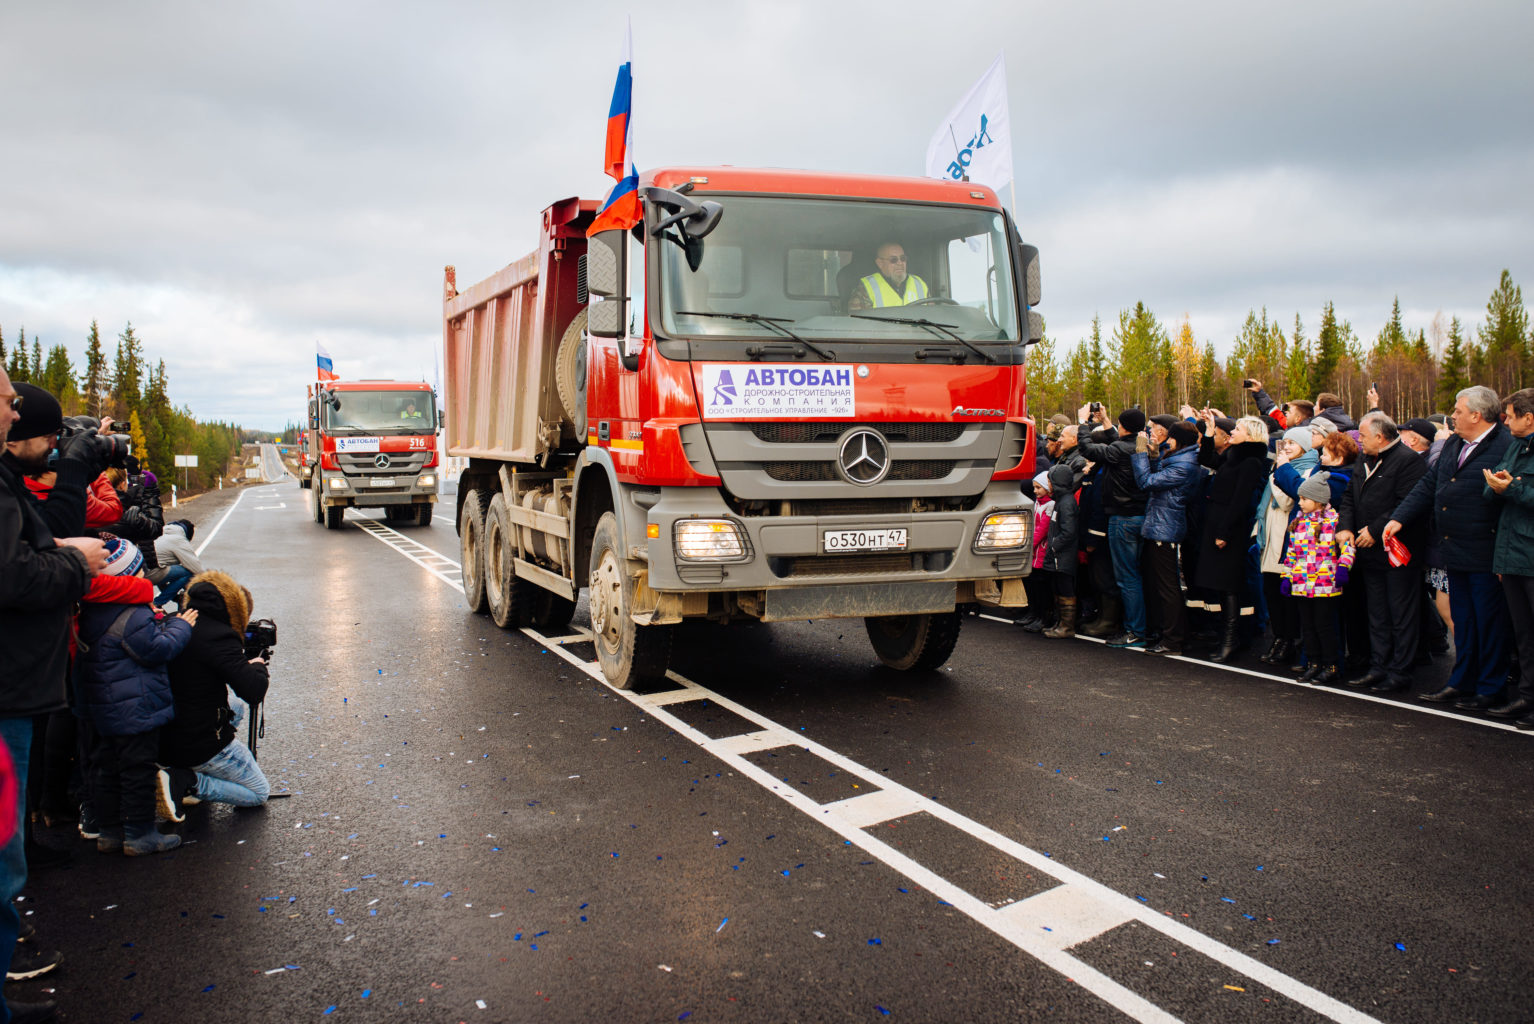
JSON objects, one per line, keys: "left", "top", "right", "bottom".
{"left": 1, "top": 320, "right": 243, "bottom": 491}
{"left": 1028, "top": 269, "right": 1532, "bottom": 421}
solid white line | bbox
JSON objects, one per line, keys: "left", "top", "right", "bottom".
{"left": 193, "top": 488, "right": 247, "bottom": 557}
{"left": 349, "top": 523, "right": 1383, "bottom": 1023}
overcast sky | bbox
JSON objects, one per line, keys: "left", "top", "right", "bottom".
{"left": 3, "top": 0, "right": 1531, "bottom": 431}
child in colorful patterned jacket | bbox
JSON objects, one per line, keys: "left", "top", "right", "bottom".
{"left": 1279, "top": 472, "right": 1355, "bottom": 685}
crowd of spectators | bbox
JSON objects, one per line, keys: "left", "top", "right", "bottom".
{"left": 0, "top": 370, "right": 269, "bottom": 1024}
{"left": 1021, "top": 380, "right": 1534, "bottom": 727}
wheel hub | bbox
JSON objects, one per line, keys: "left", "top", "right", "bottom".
{"left": 591, "top": 548, "right": 623, "bottom": 653}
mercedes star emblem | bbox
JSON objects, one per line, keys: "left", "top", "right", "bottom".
{"left": 374, "top": 454, "right": 392, "bottom": 469}
{"left": 836, "top": 428, "right": 890, "bottom": 486}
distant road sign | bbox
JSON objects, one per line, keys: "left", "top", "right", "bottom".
{"left": 174, "top": 454, "right": 200, "bottom": 467}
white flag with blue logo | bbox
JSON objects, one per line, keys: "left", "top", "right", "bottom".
{"left": 925, "top": 53, "right": 1012, "bottom": 191}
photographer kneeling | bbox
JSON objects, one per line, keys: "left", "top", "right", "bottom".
{"left": 157, "top": 571, "right": 270, "bottom": 817}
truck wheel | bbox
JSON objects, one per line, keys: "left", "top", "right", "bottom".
{"left": 325, "top": 503, "right": 345, "bottom": 530}
{"left": 555, "top": 309, "right": 586, "bottom": 427}
{"left": 312, "top": 482, "right": 323, "bottom": 523}
{"left": 530, "top": 590, "right": 577, "bottom": 633}
{"left": 865, "top": 612, "right": 962, "bottom": 671}
{"left": 415, "top": 503, "right": 435, "bottom": 527}
{"left": 459, "top": 489, "right": 489, "bottom": 614}
{"left": 484, "top": 493, "right": 530, "bottom": 630}
{"left": 589, "top": 512, "right": 671, "bottom": 689}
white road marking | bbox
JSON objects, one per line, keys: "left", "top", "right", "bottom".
{"left": 348, "top": 517, "right": 1384, "bottom": 1023}
{"left": 194, "top": 488, "right": 247, "bottom": 557}
{"left": 978, "top": 613, "right": 1529, "bottom": 734}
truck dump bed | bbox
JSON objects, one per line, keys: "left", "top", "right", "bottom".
{"left": 442, "top": 197, "right": 593, "bottom": 463}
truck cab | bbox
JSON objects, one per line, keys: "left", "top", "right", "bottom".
{"left": 306, "top": 380, "right": 440, "bottom": 529}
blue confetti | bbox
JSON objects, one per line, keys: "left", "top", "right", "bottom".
{"left": 324, "top": 1006, "right": 337, "bottom": 1015}
{"left": 1267, "top": 939, "right": 1280, "bottom": 945}
{"left": 1256, "top": 866, "right": 1264, "bottom": 871}
{"left": 1395, "top": 943, "right": 1406, "bottom": 952}
{"left": 361, "top": 989, "right": 371, "bottom": 998}
{"left": 716, "top": 918, "right": 729, "bottom": 933}
{"left": 876, "top": 1008, "right": 890, "bottom": 1017}
{"left": 534, "top": 931, "right": 549, "bottom": 937}
{"left": 202, "top": 985, "right": 216, "bottom": 993}
{"left": 1221, "top": 897, "right": 1236, "bottom": 904}
{"left": 868, "top": 938, "right": 882, "bottom": 945}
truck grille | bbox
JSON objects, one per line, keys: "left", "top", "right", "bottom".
{"left": 336, "top": 452, "right": 429, "bottom": 475}
{"left": 751, "top": 422, "right": 965, "bottom": 444}
{"left": 779, "top": 553, "right": 918, "bottom": 577}
{"left": 764, "top": 460, "right": 956, "bottom": 482}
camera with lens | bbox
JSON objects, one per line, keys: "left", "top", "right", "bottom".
{"left": 243, "top": 619, "right": 277, "bottom": 660}
{"left": 59, "top": 416, "right": 133, "bottom": 468}
{"left": 1089, "top": 401, "right": 1102, "bottom": 413}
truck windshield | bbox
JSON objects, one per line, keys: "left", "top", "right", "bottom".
{"left": 322, "top": 392, "right": 436, "bottom": 433}
{"left": 656, "top": 196, "right": 1019, "bottom": 344}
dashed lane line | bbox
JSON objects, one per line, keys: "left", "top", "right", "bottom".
{"left": 977, "top": 613, "right": 1531, "bottom": 734}
{"left": 349, "top": 516, "right": 1383, "bottom": 1024}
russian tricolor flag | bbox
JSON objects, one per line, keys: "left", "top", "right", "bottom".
{"left": 588, "top": 21, "right": 641, "bottom": 236}
{"left": 317, "top": 342, "right": 337, "bottom": 381}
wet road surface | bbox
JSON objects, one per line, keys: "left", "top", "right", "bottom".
{"left": 19, "top": 477, "right": 1534, "bottom": 1023}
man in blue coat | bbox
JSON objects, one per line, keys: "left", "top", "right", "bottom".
{"left": 1385, "top": 386, "right": 1515, "bottom": 709}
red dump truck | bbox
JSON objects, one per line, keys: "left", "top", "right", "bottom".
{"left": 443, "top": 167, "right": 1042, "bottom": 688}
{"left": 304, "top": 379, "right": 440, "bottom": 528}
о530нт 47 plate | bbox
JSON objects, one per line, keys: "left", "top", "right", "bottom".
{"left": 823, "top": 528, "right": 908, "bottom": 553}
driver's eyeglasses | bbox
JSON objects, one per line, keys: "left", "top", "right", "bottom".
{"left": 878, "top": 255, "right": 907, "bottom": 263}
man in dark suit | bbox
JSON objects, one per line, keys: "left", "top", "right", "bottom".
{"left": 1337, "top": 412, "right": 1429, "bottom": 693}
{"left": 1385, "top": 386, "right": 1515, "bottom": 709}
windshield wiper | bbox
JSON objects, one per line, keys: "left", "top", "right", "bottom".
{"left": 676, "top": 311, "right": 836, "bottom": 362}
{"left": 848, "top": 313, "right": 994, "bottom": 364}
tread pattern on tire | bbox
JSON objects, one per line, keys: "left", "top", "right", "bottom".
{"left": 589, "top": 511, "right": 670, "bottom": 689}
{"left": 459, "top": 488, "right": 489, "bottom": 614}
{"left": 484, "top": 493, "right": 530, "bottom": 630}
{"left": 865, "top": 611, "right": 963, "bottom": 672}
{"left": 554, "top": 309, "right": 586, "bottom": 428}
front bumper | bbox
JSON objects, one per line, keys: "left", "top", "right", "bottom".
{"left": 643, "top": 481, "right": 1033, "bottom": 613}
{"left": 320, "top": 473, "right": 437, "bottom": 506}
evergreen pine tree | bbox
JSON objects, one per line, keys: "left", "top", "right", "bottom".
{"left": 1286, "top": 313, "right": 1311, "bottom": 399}
{"left": 1084, "top": 315, "right": 1108, "bottom": 401}
{"left": 1436, "top": 316, "right": 1469, "bottom": 409}
{"left": 112, "top": 322, "right": 146, "bottom": 418}
{"left": 1313, "top": 302, "right": 1344, "bottom": 395}
{"left": 1481, "top": 269, "right": 1529, "bottom": 395}
{"left": 6, "top": 327, "right": 28, "bottom": 382}
{"left": 31, "top": 339, "right": 42, "bottom": 383}
{"left": 81, "top": 320, "right": 108, "bottom": 418}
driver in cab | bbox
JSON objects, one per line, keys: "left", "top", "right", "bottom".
{"left": 849, "top": 242, "right": 930, "bottom": 310}
{"left": 399, "top": 399, "right": 424, "bottom": 421}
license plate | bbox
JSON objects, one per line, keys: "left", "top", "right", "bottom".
{"left": 823, "top": 528, "right": 908, "bottom": 553}
{"left": 370, "top": 477, "right": 396, "bottom": 487}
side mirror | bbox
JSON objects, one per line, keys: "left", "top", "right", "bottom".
{"left": 642, "top": 186, "right": 723, "bottom": 240}
{"left": 1016, "top": 243, "right": 1041, "bottom": 308}
{"left": 1026, "top": 310, "right": 1044, "bottom": 345}
{"left": 587, "top": 300, "right": 623, "bottom": 338}
{"left": 585, "top": 231, "right": 623, "bottom": 297}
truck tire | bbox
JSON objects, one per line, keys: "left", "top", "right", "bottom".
{"left": 385, "top": 506, "right": 409, "bottom": 524}
{"left": 484, "top": 493, "right": 531, "bottom": 630}
{"left": 589, "top": 511, "right": 671, "bottom": 689}
{"left": 555, "top": 309, "right": 586, "bottom": 427}
{"left": 530, "top": 590, "right": 577, "bottom": 633}
{"left": 415, "top": 503, "right": 435, "bottom": 527}
{"left": 325, "top": 503, "right": 345, "bottom": 530}
{"left": 312, "top": 481, "right": 323, "bottom": 523}
{"left": 865, "top": 612, "right": 962, "bottom": 672}
{"left": 459, "top": 489, "right": 489, "bottom": 614}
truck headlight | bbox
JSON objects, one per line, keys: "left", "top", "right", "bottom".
{"left": 974, "top": 511, "right": 1029, "bottom": 550}
{"left": 330, "top": 476, "right": 349, "bottom": 489}
{"left": 417, "top": 473, "right": 436, "bottom": 488}
{"left": 674, "top": 519, "right": 748, "bottom": 561}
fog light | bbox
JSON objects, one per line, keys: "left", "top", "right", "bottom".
{"left": 417, "top": 473, "right": 436, "bottom": 488}
{"left": 974, "top": 511, "right": 1029, "bottom": 550}
{"left": 674, "top": 519, "right": 746, "bottom": 560}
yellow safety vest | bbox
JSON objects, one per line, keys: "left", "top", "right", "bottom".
{"left": 860, "top": 272, "right": 929, "bottom": 308}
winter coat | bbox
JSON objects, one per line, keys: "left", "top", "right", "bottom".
{"left": 75, "top": 599, "right": 192, "bottom": 736}
{"left": 109, "top": 467, "right": 165, "bottom": 570}
{"left": 1390, "top": 422, "right": 1514, "bottom": 573}
{"left": 1487, "top": 431, "right": 1534, "bottom": 577}
{"left": 1316, "top": 405, "right": 1357, "bottom": 433}
{"left": 1131, "top": 445, "right": 1203, "bottom": 543}
{"left": 1192, "top": 440, "right": 1272, "bottom": 594}
{"left": 1041, "top": 463, "right": 1079, "bottom": 573}
{"left": 1076, "top": 432, "right": 1148, "bottom": 517}
{"left": 154, "top": 522, "right": 206, "bottom": 575}
{"left": 1077, "top": 461, "right": 1110, "bottom": 551}
{"left": 1257, "top": 450, "right": 1319, "bottom": 573}
{"left": 1031, "top": 502, "right": 1054, "bottom": 571}
{"left": 161, "top": 571, "right": 269, "bottom": 767}
{"left": 1281, "top": 506, "right": 1356, "bottom": 598}
{"left": 0, "top": 460, "right": 92, "bottom": 717}
{"left": 10, "top": 455, "right": 122, "bottom": 539}
{"left": 1338, "top": 441, "right": 1429, "bottom": 568}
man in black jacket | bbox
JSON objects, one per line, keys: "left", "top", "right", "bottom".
{"left": 1079, "top": 407, "right": 1150, "bottom": 648}
{"left": 1384, "top": 386, "right": 1515, "bottom": 708}
{"left": 0, "top": 368, "right": 106, "bottom": 1024}
{"left": 1, "top": 383, "right": 114, "bottom": 539}
{"left": 1338, "top": 412, "right": 1429, "bottom": 693}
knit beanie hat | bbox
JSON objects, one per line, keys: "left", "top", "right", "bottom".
{"left": 7, "top": 383, "right": 63, "bottom": 442}
{"left": 1282, "top": 426, "right": 1312, "bottom": 450}
{"left": 1308, "top": 416, "right": 1338, "bottom": 438}
{"left": 1033, "top": 471, "right": 1051, "bottom": 491}
{"left": 1167, "top": 422, "right": 1200, "bottom": 450}
{"left": 1297, "top": 472, "right": 1332, "bottom": 504}
{"left": 102, "top": 538, "right": 144, "bottom": 577}
{"left": 1118, "top": 408, "right": 1147, "bottom": 434}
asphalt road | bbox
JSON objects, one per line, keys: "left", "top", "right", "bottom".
{"left": 19, "top": 479, "right": 1534, "bottom": 1023}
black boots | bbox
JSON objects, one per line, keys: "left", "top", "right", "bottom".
{"left": 1081, "top": 593, "right": 1122, "bottom": 638}
{"left": 1208, "top": 597, "right": 1241, "bottom": 664}
{"left": 1043, "top": 597, "right": 1078, "bottom": 639}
